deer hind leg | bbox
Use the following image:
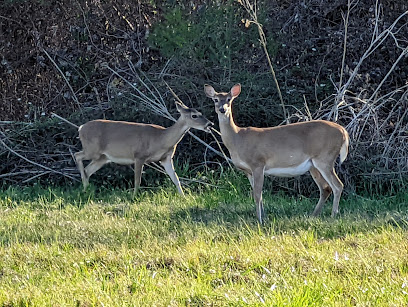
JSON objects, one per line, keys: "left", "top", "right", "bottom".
{"left": 83, "top": 156, "right": 109, "bottom": 189}
{"left": 133, "top": 159, "right": 144, "bottom": 196}
{"left": 252, "top": 166, "right": 265, "bottom": 224}
{"left": 74, "top": 151, "right": 88, "bottom": 190}
{"left": 309, "top": 166, "right": 332, "bottom": 216}
{"left": 161, "top": 155, "right": 184, "bottom": 196}
{"left": 312, "top": 160, "right": 344, "bottom": 217}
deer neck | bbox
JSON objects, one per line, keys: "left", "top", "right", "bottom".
{"left": 218, "top": 112, "right": 240, "bottom": 148}
{"left": 162, "top": 117, "right": 190, "bottom": 148}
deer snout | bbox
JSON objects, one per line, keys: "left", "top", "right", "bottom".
{"left": 219, "top": 105, "right": 227, "bottom": 114}
{"left": 206, "top": 121, "right": 214, "bottom": 128}
{"left": 204, "top": 121, "right": 214, "bottom": 131}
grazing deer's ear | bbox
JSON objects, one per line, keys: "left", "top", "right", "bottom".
{"left": 204, "top": 84, "right": 216, "bottom": 98}
{"left": 230, "top": 84, "right": 241, "bottom": 98}
{"left": 175, "top": 101, "right": 188, "bottom": 113}
{"left": 175, "top": 101, "right": 182, "bottom": 112}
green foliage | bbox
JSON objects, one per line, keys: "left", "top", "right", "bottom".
{"left": 148, "top": 2, "right": 265, "bottom": 69}
{"left": 148, "top": 8, "right": 200, "bottom": 58}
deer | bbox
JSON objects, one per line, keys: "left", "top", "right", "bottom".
{"left": 74, "top": 102, "right": 213, "bottom": 195}
{"left": 204, "top": 84, "right": 349, "bottom": 223}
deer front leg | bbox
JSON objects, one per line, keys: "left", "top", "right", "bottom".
{"left": 161, "top": 155, "right": 184, "bottom": 196}
{"left": 133, "top": 159, "right": 144, "bottom": 196}
{"left": 252, "top": 166, "right": 265, "bottom": 224}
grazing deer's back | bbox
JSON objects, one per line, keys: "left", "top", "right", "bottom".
{"left": 78, "top": 120, "right": 166, "bottom": 154}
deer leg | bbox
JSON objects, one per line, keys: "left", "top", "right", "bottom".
{"left": 312, "top": 160, "right": 344, "bottom": 217}
{"left": 252, "top": 166, "right": 265, "bottom": 224}
{"left": 74, "top": 151, "right": 88, "bottom": 190}
{"left": 161, "top": 155, "right": 184, "bottom": 196}
{"left": 310, "top": 166, "right": 332, "bottom": 216}
{"left": 83, "top": 156, "right": 108, "bottom": 189}
{"left": 246, "top": 172, "right": 254, "bottom": 189}
{"left": 133, "top": 159, "right": 144, "bottom": 196}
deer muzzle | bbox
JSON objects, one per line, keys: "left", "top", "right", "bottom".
{"left": 219, "top": 106, "right": 227, "bottom": 114}
{"left": 205, "top": 121, "right": 214, "bottom": 131}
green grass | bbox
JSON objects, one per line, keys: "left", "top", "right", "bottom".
{"left": 0, "top": 174, "right": 407, "bottom": 306}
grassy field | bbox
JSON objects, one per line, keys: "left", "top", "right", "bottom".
{"left": 0, "top": 173, "right": 407, "bottom": 306}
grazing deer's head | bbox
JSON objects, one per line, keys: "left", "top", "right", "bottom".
{"left": 175, "top": 102, "right": 213, "bottom": 132}
{"left": 204, "top": 84, "right": 241, "bottom": 119}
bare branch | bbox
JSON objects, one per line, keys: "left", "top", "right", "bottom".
{"left": 0, "top": 132, "right": 79, "bottom": 181}
{"left": 239, "top": 0, "right": 288, "bottom": 123}
{"left": 51, "top": 113, "right": 79, "bottom": 129}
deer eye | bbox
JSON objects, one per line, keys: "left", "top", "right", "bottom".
{"left": 226, "top": 98, "right": 230, "bottom": 103}
{"left": 191, "top": 114, "right": 198, "bottom": 119}
{"left": 214, "top": 98, "right": 219, "bottom": 103}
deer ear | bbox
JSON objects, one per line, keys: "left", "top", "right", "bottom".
{"left": 204, "top": 84, "right": 216, "bottom": 98}
{"left": 230, "top": 84, "right": 241, "bottom": 98}
{"left": 175, "top": 101, "right": 188, "bottom": 113}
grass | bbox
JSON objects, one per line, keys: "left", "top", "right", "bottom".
{"left": 0, "top": 173, "right": 407, "bottom": 306}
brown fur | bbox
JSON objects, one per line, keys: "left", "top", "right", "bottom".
{"left": 74, "top": 104, "right": 213, "bottom": 195}
{"left": 205, "top": 84, "right": 349, "bottom": 223}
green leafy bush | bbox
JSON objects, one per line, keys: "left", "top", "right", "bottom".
{"left": 148, "top": 8, "right": 200, "bottom": 58}
{"left": 148, "top": 2, "right": 269, "bottom": 69}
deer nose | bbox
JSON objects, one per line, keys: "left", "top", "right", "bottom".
{"left": 219, "top": 106, "right": 226, "bottom": 114}
{"left": 206, "top": 121, "right": 214, "bottom": 128}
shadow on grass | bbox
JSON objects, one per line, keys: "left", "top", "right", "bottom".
{"left": 167, "top": 189, "right": 408, "bottom": 240}
{"left": 1, "top": 184, "right": 407, "bottom": 243}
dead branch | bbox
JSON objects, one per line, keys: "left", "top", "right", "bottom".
{"left": 0, "top": 132, "right": 79, "bottom": 182}
{"left": 51, "top": 112, "right": 80, "bottom": 129}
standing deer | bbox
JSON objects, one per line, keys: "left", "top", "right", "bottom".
{"left": 205, "top": 84, "right": 349, "bottom": 223}
{"left": 74, "top": 102, "right": 213, "bottom": 195}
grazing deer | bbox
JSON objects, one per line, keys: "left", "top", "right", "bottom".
{"left": 204, "top": 84, "right": 349, "bottom": 223}
{"left": 74, "top": 102, "right": 213, "bottom": 195}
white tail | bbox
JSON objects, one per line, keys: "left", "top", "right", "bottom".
{"left": 339, "top": 135, "right": 349, "bottom": 164}
{"left": 205, "top": 84, "right": 349, "bottom": 223}
{"left": 74, "top": 103, "right": 213, "bottom": 195}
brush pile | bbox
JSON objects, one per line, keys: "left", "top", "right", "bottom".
{"left": 1, "top": 0, "right": 407, "bottom": 193}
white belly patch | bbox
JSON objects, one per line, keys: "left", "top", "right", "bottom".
{"left": 234, "top": 160, "right": 251, "bottom": 171}
{"left": 105, "top": 154, "right": 134, "bottom": 165}
{"left": 264, "top": 159, "right": 312, "bottom": 177}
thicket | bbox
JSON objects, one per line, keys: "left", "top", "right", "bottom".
{"left": 0, "top": 0, "right": 407, "bottom": 196}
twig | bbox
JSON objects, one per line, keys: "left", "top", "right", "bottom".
{"left": 334, "top": 0, "right": 356, "bottom": 121}
{"left": 368, "top": 46, "right": 408, "bottom": 102}
{"left": 105, "top": 64, "right": 174, "bottom": 121}
{"left": 187, "top": 131, "right": 231, "bottom": 162}
{"left": 42, "top": 48, "right": 81, "bottom": 109}
{"left": 303, "top": 95, "right": 312, "bottom": 121}
{"left": 336, "top": 5, "right": 408, "bottom": 123}
{"left": 209, "top": 129, "right": 235, "bottom": 171}
{"left": 0, "top": 133, "right": 79, "bottom": 181}
{"left": 0, "top": 170, "right": 46, "bottom": 178}
{"left": 239, "top": 0, "right": 288, "bottom": 123}
{"left": 51, "top": 112, "right": 79, "bottom": 129}
{"left": 147, "top": 162, "right": 167, "bottom": 175}
{"left": 22, "top": 171, "right": 51, "bottom": 183}
{"left": 164, "top": 80, "right": 188, "bottom": 108}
